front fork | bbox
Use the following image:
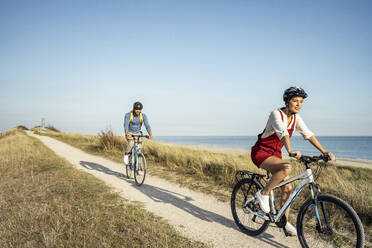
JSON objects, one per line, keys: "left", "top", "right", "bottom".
{"left": 310, "top": 184, "right": 331, "bottom": 233}
{"left": 130, "top": 151, "right": 137, "bottom": 170}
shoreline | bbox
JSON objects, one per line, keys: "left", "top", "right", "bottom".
{"left": 154, "top": 141, "right": 372, "bottom": 169}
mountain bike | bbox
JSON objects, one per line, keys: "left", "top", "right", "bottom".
{"left": 230, "top": 154, "right": 365, "bottom": 248}
{"left": 124, "top": 132, "right": 149, "bottom": 186}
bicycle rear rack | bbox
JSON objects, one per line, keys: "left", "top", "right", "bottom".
{"left": 235, "top": 170, "right": 266, "bottom": 183}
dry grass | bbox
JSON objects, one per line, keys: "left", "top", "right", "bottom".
{"left": 16, "top": 125, "right": 29, "bottom": 130}
{"left": 0, "top": 131, "right": 207, "bottom": 248}
{"left": 0, "top": 129, "right": 18, "bottom": 139}
{"left": 98, "top": 129, "right": 125, "bottom": 150}
{"left": 36, "top": 129, "right": 371, "bottom": 244}
{"left": 31, "top": 125, "right": 60, "bottom": 132}
{"left": 46, "top": 125, "right": 60, "bottom": 132}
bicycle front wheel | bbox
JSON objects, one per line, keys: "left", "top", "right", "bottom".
{"left": 231, "top": 178, "right": 270, "bottom": 236}
{"left": 134, "top": 154, "right": 146, "bottom": 186}
{"left": 297, "top": 194, "right": 365, "bottom": 248}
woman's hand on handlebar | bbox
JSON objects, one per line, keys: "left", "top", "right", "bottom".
{"left": 289, "top": 151, "right": 302, "bottom": 160}
{"left": 323, "top": 151, "right": 335, "bottom": 161}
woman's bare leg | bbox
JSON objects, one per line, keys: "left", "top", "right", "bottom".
{"left": 260, "top": 156, "right": 292, "bottom": 195}
{"left": 260, "top": 156, "right": 293, "bottom": 218}
{"left": 281, "top": 176, "right": 293, "bottom": 219}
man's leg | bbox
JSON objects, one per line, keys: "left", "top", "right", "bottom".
{"left": 124, "top": 134, "right": 134, "bottom": 164}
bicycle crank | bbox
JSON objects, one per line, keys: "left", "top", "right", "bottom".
{"left": 275, "top": 215, "right": 287, "bottom": 228}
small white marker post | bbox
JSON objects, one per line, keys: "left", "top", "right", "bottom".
{"left": 41, "top": 118, "right": 46, "bottom": 132}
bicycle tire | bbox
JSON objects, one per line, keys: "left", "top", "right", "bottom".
{"left": 297, "top": 194, "right": 365, "bottom": 248}
{"left": 125, "top": 153, "right": 133, "bottom": 179}
{"left": 231, "top": 178, "right": 270, "bottom": 236}
{"left": 134, "top": 154, "right": 146, "bottom": 186}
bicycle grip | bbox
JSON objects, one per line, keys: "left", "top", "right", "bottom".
{"left": 289, "top": 152, "right": 297, "bottom": 158}
{"left": 322, "top": 154, "right": 330, "bottom": 162}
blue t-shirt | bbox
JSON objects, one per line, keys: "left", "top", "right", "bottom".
{"left": 124, "top": 112, "right": 151, "bottom": 133}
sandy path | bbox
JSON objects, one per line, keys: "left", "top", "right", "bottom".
{"left": 27, "top": 131, "right": 301, "bottom": 248}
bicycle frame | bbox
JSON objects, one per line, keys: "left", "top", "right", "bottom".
{"left": 271, "top": 168, "right": 314, "bottom": 222}
{"left": 129, "top": 139, "right": 142, "bottom": 170}
{"left": 248, "top": 168, "right": 316, "bottom": 222}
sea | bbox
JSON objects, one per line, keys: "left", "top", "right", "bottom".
{"left": 153, "top": 136, "right": 372, "bottom": 161}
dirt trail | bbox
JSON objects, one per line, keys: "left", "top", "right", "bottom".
{"left": 27, "top": 131, "right": 300, "bottom": 248}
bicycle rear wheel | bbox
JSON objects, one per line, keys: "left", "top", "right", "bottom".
{"left": 297, "top": 194, "right": 365, "bottom": 248}
{"left": 134, "top": 154, "right": 146, "bottom": 186}
{"left": 125, "top": 153, "right": 133, "bottom": 179}
{"left": 231, "top": 178, "right": 270, "bottom": 236}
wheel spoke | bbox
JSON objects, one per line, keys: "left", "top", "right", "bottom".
{"left": 134, "top": 154, "right": 146, "bottom": 186}
{"left": 231, "top": 179, "right": 269, "bottom": 236}
{"left": 298, "top": 195, "right": 364, "bottom": 248}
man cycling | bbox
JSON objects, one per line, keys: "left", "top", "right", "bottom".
{"left": 123, "top": 101, "right": 152, "bottom": 165}
{"left": 251, "top": 86, "right": 335, "bottom": 236}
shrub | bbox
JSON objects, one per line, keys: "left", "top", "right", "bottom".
{"left": 46, "top": 125, "right": 60, "bottom": 132}
{"left": 98, "top": 129, "right": 125, "bottom": 151}
{"left": 16, "top": 125, "right": 28, "bottom": 130}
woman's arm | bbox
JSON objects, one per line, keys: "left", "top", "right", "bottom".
{"left": 308, "top": 135, "right": 336, "bottom": 161}
{"left": 282, "top": 135, "right": 301, "bottom": 159}
{"left": 308, "top": 135, "right": 326, "bottom": 153}
{"left": 270, "top": 110, "right": 289, "bottom": 140}
{"left": 270, "top": 110, "right": 301, "bottom": 158}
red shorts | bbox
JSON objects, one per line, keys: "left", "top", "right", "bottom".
{"left": 251, "top": 146, "right": 282, "bottom": 168}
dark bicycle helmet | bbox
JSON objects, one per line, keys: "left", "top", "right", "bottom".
{"left": 283, "top": 87, "right": 308, "bottom": 104}
{"left": 133, "top": 101, "right": 143, "bottom": 110}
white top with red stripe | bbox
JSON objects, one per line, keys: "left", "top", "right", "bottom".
{"left": 261, "top": 109, "right": 314, "bottom": 140}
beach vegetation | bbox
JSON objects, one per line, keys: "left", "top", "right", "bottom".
{"left": 35, "top": 128, "right": 372, "bottom": 245}
{"left": 0, "top": 130, "right": 207, "bottom": 247}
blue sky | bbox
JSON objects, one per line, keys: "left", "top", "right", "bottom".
{"left": 1, "top": 0, "right": 371, "bottom": 136}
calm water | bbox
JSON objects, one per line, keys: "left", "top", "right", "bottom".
{"left": 153, "top": 136, "right": 372, "bottom": 160}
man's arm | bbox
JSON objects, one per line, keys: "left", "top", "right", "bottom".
{"left": 124, "top": 114, "right": 130, "bottom": 137}
{"left": 143, "top": 114, "right": 152, "bottom": 139}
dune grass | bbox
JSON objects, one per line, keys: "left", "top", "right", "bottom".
{"left": 0, "top": 128, "right": 18, "bottom": 139}
{"left": 16, "top": 125, "right": 29, "bottom": 131}
{"left": 0, "top": 130, "right": 207, "bottom": 248}
{"left": 35, "top": 129, "right": 371, "bottom": 245}
{"left": 31, "top": 125, "right": 60, "bottom": 132}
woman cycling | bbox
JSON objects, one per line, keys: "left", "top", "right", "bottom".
{"left": 251, "top": 86, "right": 335, "bottom": 236}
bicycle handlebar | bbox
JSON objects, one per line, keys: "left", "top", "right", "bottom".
{"left": 289, "top": 153, "right": 330, "bottom": 163}
{"left": 130, "top": 133, "right": 149, "bottom": 139}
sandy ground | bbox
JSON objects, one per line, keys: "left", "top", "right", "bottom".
{"left": 160, "top": 142, "right": 372, "bottom": 169}
{"left": 27, "top": 131, "right": 302, "bottom": 248}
